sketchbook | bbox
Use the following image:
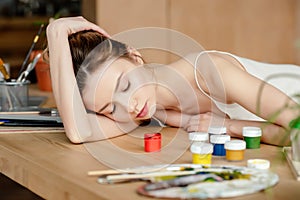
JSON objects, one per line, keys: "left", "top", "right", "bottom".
{"left": 0, "top": 108, "right": 63, "bottom": 127}
{"left": 282, "top": 147, "right": 300, "bottom": 181}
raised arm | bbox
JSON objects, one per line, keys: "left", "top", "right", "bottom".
{"left": 46, "top": 17, "right": 130, "bottom": 143}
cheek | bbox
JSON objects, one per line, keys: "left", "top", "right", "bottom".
{"left": 111, "top": 107, "right": 136, "bottom": 122}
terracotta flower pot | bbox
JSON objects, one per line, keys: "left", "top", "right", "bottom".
{"left": 30, "top": 50, "right": 52, "bottom": 92}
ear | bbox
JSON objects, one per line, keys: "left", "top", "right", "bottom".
{"left": 128, "top": 47, "right": 144, "bottom": 65}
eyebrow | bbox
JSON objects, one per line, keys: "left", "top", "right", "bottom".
{"left": 97, "top": 72, "right": 124, "bottom": 113}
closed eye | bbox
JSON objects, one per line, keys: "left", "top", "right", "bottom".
{"left": 122, "top": 81, "right": 130, "bottom": 92}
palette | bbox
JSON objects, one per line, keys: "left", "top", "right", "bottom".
{"left": 136, "top": 164, "right": 278, "bottom": 199}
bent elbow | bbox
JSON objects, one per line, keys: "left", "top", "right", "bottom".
{"left": 65, "top": 128, "right": 92, "bottom": 144}
{"left": 68, "top": 136, "right": 84, "bottom": 144}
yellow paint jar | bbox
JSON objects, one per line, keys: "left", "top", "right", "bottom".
{"left": 190, "top": 143, "right": 213, "bottom": 165}
{"left": 224, "top": 140, "right": 246, "bottom": 161}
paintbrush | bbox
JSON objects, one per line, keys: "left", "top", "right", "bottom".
{"left": 18, "top": 24, "right": 44, "bottom": 77}
{"left": 144, "top": 174, "right": 223, "bottom": 191}
{"left": 0, "top": 58, "right": 11, "bottom": 82}
{"left": 88, "top": 166, "right": 192, "bottom": 176}
{"left": 105, "top": 170, "right": 198, "bottom": 182}
{"left": 94, "top": 166, "right": 202, "bottom": 184}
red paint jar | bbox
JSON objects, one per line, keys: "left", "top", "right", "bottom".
{"left": 144, "top": 133, "right": 161, "bottom": 152}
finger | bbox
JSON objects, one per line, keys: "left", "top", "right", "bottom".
{"left": 186, "top": 124, "right": 203, "bottom": 132}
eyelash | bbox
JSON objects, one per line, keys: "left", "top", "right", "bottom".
{"left": 109, "top": 79, "right": 130, "bottom": 114}
{"left": 122, "top": 81, "right": 130, "bottom": 92}
{"left": 110, "top": 104, "right": 116, "bottom": 114}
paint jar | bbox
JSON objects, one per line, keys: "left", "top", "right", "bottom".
{"left": 247, "top": 159, "right": 270, "bottom": 170}
{"left": 208, "top": 126, "right": 227, "bottom": 141}
{"left": 144, "top": 133, "right": 161, "bottom": 152}
{"left": 189, "top": 132, "right": 209, "bottom": 144}
{"left": 224, "top": 140, "right": 246, "bottom": 161}
{"left": 242, "top": 127, "right": 262, "bottom": 149}
{"left": 289, "top": 117, "right": 300, "bottom": 161}
{"left": 210, "top": 135, "right": 231, "bottom": 156}
{"left": 190, "top": 142, "right": 213, "bottom": 165}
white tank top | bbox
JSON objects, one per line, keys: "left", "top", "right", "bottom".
{"left": 195, "top": 50, "right": 300, "bottom": 121}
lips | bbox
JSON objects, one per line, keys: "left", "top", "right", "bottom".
{"left": 137, "top": 103, "right": 148, "bottom": 118}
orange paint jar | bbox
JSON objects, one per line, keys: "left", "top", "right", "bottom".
{"left": 225, "top": 140, "right": 246, "bottom": 161}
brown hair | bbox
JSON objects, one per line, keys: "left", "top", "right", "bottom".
{"left": 68, "top": 30, "right": 137, "bottom": 93}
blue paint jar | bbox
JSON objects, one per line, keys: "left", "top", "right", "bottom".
{"left": 210, "top": 135, "right": 231, "bottom": 156}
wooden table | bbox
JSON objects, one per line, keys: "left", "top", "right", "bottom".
{"left": 0, "top": 126, "right": 300, "bottom": 200}
{"left": 1, "top": 86, "right": 300, "bottom": 199}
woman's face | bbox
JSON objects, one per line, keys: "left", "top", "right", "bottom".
{"left": 82, "top": 58, "right": 157, "bottom": 124}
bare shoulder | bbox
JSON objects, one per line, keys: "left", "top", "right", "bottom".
{"left": 202, "top": 51, "right": 246, "bottom": 71}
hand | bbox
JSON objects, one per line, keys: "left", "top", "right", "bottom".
{"left": 184, "top": 112, "right": 229, "bottom": 132}
{"left": 47, "top": 16, "right": 110, "bottom": 37}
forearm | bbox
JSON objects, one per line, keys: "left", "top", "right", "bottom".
{"left": 47, "top": 21, "right": 92, "bottom": 143}
{"left": 46, "top": 17, "right": 116, "bottom": 143}
{"left": 226, "top": 119, "right": 290, "bottom": 146}
{"left": 84, "top": 113, "right": 140, "bottom": 142}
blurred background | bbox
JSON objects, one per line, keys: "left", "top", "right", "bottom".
{"left": 0, "top": 0, "right": 300, "bottom": 79}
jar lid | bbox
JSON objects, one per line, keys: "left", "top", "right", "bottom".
{"left": 208, "top": 126, "right": 227, "bottom": 134}
{"left": 190, "top": 143, "right": 213, "bottom": 154}
{"left": 242, "top": 127, "right": 262, "bottom": 137}
{"left": 224, "top": 140, "right": 246, "bottom": 150}
{"left": 247, "top": 159, "right": 270, "bottom": 170}
{"left": 144, "top": 133, "right": 161, "bottom": 140}
{"left": 210, "top": 134, "right": 231, "bottom": 144}
{"left": 189, "top": 132, "right": 209, "bottom": 141}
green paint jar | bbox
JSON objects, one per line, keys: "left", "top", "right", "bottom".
{"left": 242, "top": 127, "right": 262, "bottom": 149}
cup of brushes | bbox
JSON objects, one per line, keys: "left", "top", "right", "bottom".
{"left": 0, "top": 24, "right": 46, "bottom": 111}
{"left": 0, "top": 58, "right": 31, "bottom": 111}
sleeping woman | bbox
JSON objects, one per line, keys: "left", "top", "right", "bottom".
{"left": 45, "top": 16, "right": 300, "bottom": 145}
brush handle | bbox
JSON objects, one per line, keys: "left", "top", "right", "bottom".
{"left": 0, "top": 58, "right": 11, "bottom": 81}
{"left": 18, "top": 24, "right": 44, "bottom": 77}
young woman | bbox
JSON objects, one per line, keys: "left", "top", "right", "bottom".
{"left": 46, "top": 16, "right": 300, "bottom": 145}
